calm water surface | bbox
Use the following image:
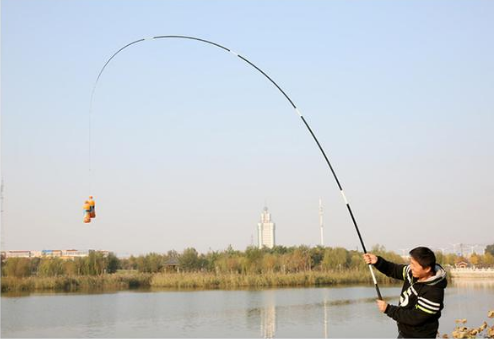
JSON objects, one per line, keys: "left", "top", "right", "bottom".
{"left": 2, "top": 281, "right": 493, "bottom": 338}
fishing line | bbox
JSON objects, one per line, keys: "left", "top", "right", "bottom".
{"left": 88, "top": 35, "right": 383, "bottom": 299}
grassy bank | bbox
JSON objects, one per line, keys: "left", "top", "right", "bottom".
{"left": 1, "top": 273, "right": 153, "bottom": 293}
{"left": 150, "top": 270, "right": 396, "bottom": 289}
{"left": 1, "top": 269, "right": 398, "bottom": 293}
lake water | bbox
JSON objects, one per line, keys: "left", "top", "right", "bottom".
{"left": 2, "top": 281, "right": 493, "bottom": 338}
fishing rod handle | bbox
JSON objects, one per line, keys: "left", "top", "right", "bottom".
{"left": 368, "top": 264, "right": 383, "bottom": 300}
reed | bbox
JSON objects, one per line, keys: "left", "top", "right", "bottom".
{"left": 2, "top": 269, "right": 396, "bottom": 293}
{"left": 150, "top": 269, "right": 397, "bottom": 289}
{"left": 1, "top": 273, "right": 153, "bottom": 293}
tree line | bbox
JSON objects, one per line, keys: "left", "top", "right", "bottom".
{"left": 2, "top": 244, "right": 494, "bottom": 278}
{"left": 118, "top": 245, "right": 406, "bottom": 274}
{"left": 1, "top": 251, "right": 119, "bottom": 278}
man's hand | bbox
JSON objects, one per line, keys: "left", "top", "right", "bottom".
{"left": 363, "top": 253, "right": 378, "bottom": 265}
{"left": 376, "top": 299, "right": 388, "bottom": 313}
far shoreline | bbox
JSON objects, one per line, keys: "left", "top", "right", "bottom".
{"left": 449, "top": 268, "right": 494, "bottom": 280}
{"left": 1, "top": 270, "right": 401, "bottom": 294}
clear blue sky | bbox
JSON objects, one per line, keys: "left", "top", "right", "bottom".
{"left": 1, "top": 0, "right": 493, "bottom": 256}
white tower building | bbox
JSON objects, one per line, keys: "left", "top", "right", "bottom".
{"left": 258, "top": 206, "right": 276, "bottom": 249}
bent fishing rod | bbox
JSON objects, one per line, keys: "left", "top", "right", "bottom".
{"left": 89, "top": 35, "right": 383, "bottom": 300}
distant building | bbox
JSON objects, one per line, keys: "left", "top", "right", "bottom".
{"left": 2, "top": 250, "right": 31, "bottom": 258}
{"left": 258, "top": 206, "right": 276, "bottom": 249}
{"left": 1, "top": 249, "right": 104, "bottom": 260}
{"left": 164, "top": 257, "right": 180, "bottom": 273}
{"left": 41, "top": 250, "right": 63, "bottom": 258}
{"left": 62, "top": 249, "right": 90, "bottom": 259}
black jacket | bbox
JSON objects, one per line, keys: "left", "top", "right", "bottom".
{"left": 374, "top": 256, "right": 447, "bottom": 338}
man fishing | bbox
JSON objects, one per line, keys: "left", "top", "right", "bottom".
{"left": 363, "top": 247, "right": 447, "bottom": 338}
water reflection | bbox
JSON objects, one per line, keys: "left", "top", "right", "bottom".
{"left": 450, "top": 279, "right": 494, "bottom": 289}
{"left": 440, "top": 279, "right": 494, "bottom": 336}
{"left": 249, "top": 288, "right": 388, "bottom": 338}
{"left": 260, "top": 292, "right": 276, "bottom": 338}
{"left": 2, "top": 285, "right": 491, "bottom": 338}
{"left": 323, "top": 296, "right": 328, "bottom": 339}
{"left": 246, "top": 290, "right": 277, "bottom": 338}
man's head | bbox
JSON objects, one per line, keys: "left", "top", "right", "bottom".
{"left": 409, "top": 247, "right": 436, "bottom": 279}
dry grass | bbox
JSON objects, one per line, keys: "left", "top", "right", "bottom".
{"left": 1, "top": 273, "right": 152, "bottom": 292}
{"left": 150, "top": 270, "right": 397, "bottom": 289}
{"left": 2, "top": 268, "right": 397, "bottom": 292}
{"left": 439, "top": 310, "right": 494, "bottom": 338}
